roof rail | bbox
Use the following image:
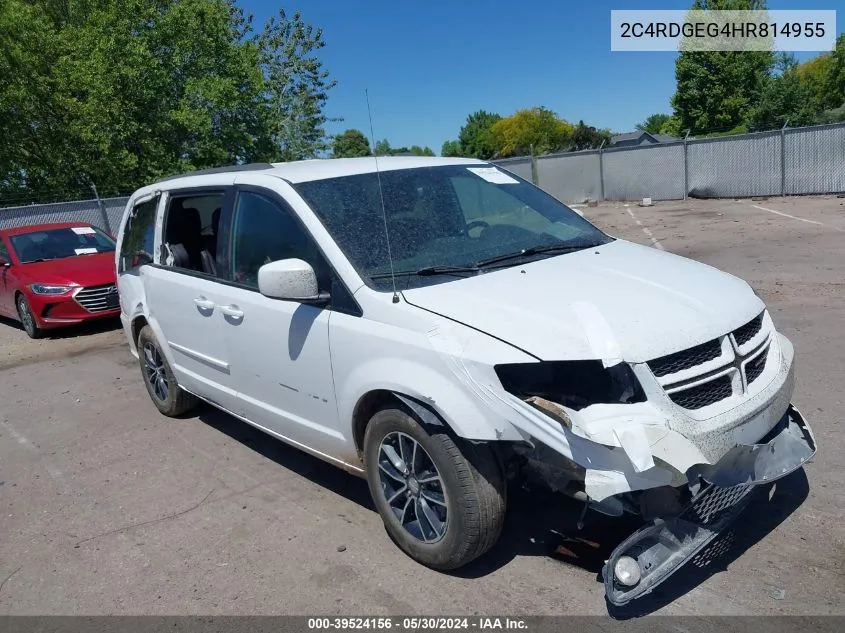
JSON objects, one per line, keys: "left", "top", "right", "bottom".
{"left": 154, "top": 163, "right": 276, "bottom": 183}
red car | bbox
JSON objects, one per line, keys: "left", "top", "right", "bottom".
{"left": 0, "top": 222, "right": 120, "bottom": 338}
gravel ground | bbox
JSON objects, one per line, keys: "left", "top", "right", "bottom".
{"left": 0, "top": 195, "right": 842, "bottom": 616}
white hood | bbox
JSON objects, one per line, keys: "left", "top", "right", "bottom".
{"left": 402, "top": 239, "right": 764, "bottom": 363}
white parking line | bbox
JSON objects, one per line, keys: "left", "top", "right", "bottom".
{"left": 751, "top": 204, "right": 845, "bottom": 232}
{"left": 1, "top": 419, "right": 64, "bottom": 480}
{"left": 625, "top": 208, "right": 665, "bottom": 250}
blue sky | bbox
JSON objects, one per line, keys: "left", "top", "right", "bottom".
{"left": 240, "top": 0, "right": 843, "bottom": 153}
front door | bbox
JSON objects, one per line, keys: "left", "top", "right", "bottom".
{"left": 216, "top": 188, "right": 344, "bottom": 460}
{"left": 0, "top": 236, "right": 16, "bottom": 317}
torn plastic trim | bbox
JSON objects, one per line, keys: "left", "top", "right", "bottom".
{"left": 686, "top": 403, "right": 816, "bottom": 488}
{"left": 602, "top": 404, "right": 816, "bottom": 606}
{"left": 392, "top": 392, "right": 444, "bottom": 428}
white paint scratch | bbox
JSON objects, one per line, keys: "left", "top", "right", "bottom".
{"left": 751, "top": 204, "right": 845, "bottom": 232}
{"left": 625, "top": 208, "right": 665, "bottom": 250}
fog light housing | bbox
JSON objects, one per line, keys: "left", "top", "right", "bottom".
{"left": 614, "top": 555, "right": 642, "bottom": 587}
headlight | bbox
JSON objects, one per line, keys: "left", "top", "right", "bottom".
{"left": 494, "top": 360, "right": 646, "bottom": 411}
{"left": 30, "top": 283, "right": 73, "bottom": 295}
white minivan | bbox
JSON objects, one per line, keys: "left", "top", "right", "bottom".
{"left": 116, "top": 158, "right": 816, "bottom": 605}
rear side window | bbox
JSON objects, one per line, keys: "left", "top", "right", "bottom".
{"left": 119, "top": 196, "right": 159, "bottom": 273}
{"left": 0, "top": 237, "right": 10, "bottom": 263}
{"left": 161, "top": 193, "right": 225, "bottom": 276}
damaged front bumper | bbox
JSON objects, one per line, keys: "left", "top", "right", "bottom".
{"left": 601, "top": 404, "right": 816, "bottom": 606}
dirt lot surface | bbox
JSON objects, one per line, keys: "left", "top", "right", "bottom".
{"left": 1, "top": 196, "right": 843, "bottom": 616}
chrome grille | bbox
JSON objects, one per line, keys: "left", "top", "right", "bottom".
{"left": 733, "top": 314, "right": 763, "bottom": 346}
{"left": 745, "top": 349, "right": 768, "bottom": 385}
{"left": 669, "top": 375, "right": 733, "bottom": 410}
{"left": 648, "top": 339, "right": 722, "bottom": 377}
{"left": 74, "top": 284, "right": 119, "bottom": 313}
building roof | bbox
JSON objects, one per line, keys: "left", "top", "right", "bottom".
{"left": 610, "top": 131, "right": 678, "bottom": 145}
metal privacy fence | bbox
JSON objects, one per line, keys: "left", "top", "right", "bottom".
{"left": 1, "top": 121, "right": 842, "bottom": 229}
{"left": 493, "top": 121, "right": 845, "bottom": 203}
{"left": 0, "top": 196, "right": 129, "bottom": 234}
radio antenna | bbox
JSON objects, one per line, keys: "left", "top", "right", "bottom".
{"left": 365, "top": 89, "right": 399, "bottom": 304}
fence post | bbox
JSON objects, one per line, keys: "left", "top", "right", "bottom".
{"left": 683, "top": 129, "right": 690, "bottom": 200}
{"left": 598, "top": 140, "right": 605, "bottom": 201}
{"left": 87, "top": 180, "right": 112, "bottom": 234}
{"left": 529, "top": 144, "right": 539, "bottom": 186}
{"left": 780, "top": 119, "right": 789, "bottom": 197}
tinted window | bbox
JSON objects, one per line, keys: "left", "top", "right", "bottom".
{"left": 229, "top": 190, "right": 327, "bottom": 290}
{"left": 11, "top": 226, "right": 115, "bottom": 264}
{"left": 294, "top": 165, "right": 611, "bottom": 291}
{"left": 0, "top": 238, "right": 10, "bottom": 262}
{"left": 119, "top": 196, "right": 158, "bottom": 272}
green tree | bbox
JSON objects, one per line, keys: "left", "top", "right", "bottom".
{"left": 636, "top": 114, "right": 673, "bottom": 135}
{"left": 332, "top": 129, "right": 371, "bottom": 157}
{"left": 489, "top": 107, "right": 573, "bottom": 157}
{"left": 374, "top": 139, "right": 392, "bottom": 156}
{"left": 0, "top": 1, "right": 336, "bottom": 204}
{"left": 671, "top": 0, "right": 774, "bottom": 135}
{"left": 256, "top": 8, "right": 337, "bottom": 162}
{"left": 440, "top": 140, "right": 462, "bottom": 157}
{"left": 409, "top": 145, "right": 435, "bottom": 156}
{"left": 571, "top": 120, "right": 611, "bottom": 150}
{"left": 458, "top": 110, "right": 502, "bottom": 159}
{"left": 749, "top": 54, "right": 818, "bottom": 130}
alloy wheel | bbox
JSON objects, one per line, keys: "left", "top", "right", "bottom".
{"left": 377, "top": 431, "right": 448, "bottom": 543}
{"left": 143, "top": 342, "right": 169, "bottom": 402}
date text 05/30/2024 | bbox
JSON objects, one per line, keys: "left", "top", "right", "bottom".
{"left": 307, "top": 618, "right": 528, "bottom": 630}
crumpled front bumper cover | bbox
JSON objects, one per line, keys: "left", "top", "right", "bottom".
{"left": 602, "top": 404, "right": 816, "bottom": 606}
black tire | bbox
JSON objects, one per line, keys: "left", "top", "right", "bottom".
{"left": 16, "top": 293, "right": 42, "bottom": 339}
{"left": 363, "top": 405, "right": 505, "bottom": 570}
{"left": 136, "top": 324, "right": 199, "bottom": 417}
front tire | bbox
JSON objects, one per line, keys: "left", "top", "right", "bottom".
{"left": 16, "top": 294, "right": 42, "bottom": 339}
{"left": 136, "top": 325, "right": 199, "bottom": 417}
{"left": 363, "top": 406, "right": 505, "bottom": 570}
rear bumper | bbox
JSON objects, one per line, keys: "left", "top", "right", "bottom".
{"left": 602, "top": 404, "right": 816, "bottom": 606}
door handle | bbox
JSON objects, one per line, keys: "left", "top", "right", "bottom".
{"left": 220, "top": 304, "right": 244, "bottom": 320}
{"left": 193, "top": 296, "right": 215, "bottom": 311}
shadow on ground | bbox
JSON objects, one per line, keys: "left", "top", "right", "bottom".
{"left": 196, "top": 403, "right": 810, "bottom": 616}
{"left": 0, "top": 314, "right": 121, "bottom": 339}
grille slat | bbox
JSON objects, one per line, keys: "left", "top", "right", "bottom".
{"left": 745, "top": 350, "right": 768, "bottom": 384}
{"left": 669, "top": 375, "right": 733, "bottom": 410}
{"left": 683, "top": 483, "right": 753, "bottom": 526}
{"left": 733, "top": 314, "right": 764, "bottom": 347}
{"left": 648, "top": 339, "right": 722, "bottom": 377}
{"left": 76, "top": 284, "right": 119, "bottom": 313}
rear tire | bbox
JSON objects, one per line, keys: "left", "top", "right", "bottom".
{"left": 16, "top": 294, "right": 42, "bottom": 339}
{"left": 136, "top": 325, "right": 199, "bottom": 417}
{"left": 363, "top": 405, "right": 505, "bottom": 570}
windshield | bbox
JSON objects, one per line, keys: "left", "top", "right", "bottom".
{"left": 294, "top": 164, "right": 613, "bottom": 290}
{"left": 9, "top": 226, "right": 115, "bottom": 263}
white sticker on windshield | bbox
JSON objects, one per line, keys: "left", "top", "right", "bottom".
{"left": 71, "top": 226, "right": 96, "bottom": 235}
{"left": 74, "top": 247, "right": 98, "bottom": 255}
{"left": 466, "top": 167, "right": 519, "bottom": 184}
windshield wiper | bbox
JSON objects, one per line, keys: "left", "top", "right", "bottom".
{"left": 474, "top": 243, "right": 600, "bottom": 268}
{"left": 370, "top": 265, "right": 479, "bottom": 280}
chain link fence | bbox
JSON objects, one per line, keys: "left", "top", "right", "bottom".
{"left": 0, "top": 197, "right": 129, "bottom": 234}
{"left": 494, "top": 121, "right": 845, "bottom": 203}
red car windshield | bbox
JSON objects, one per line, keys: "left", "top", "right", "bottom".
{"left": 9, "top": 226, "right": 115, "bottom": 263}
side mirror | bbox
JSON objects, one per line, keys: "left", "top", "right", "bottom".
{"left": 258, "top": 258, "right": 329, "bottom": 304}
